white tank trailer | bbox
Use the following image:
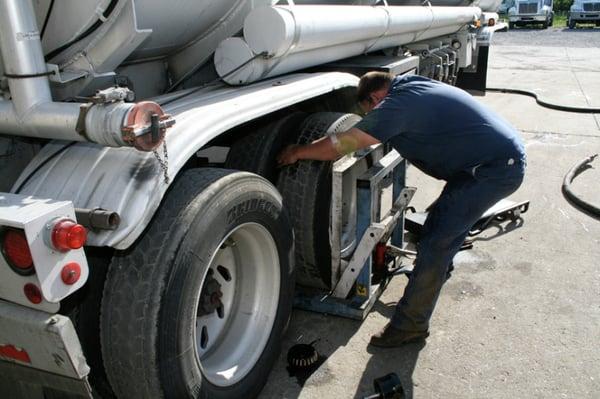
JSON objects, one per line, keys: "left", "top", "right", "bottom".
{"left": 0, "top": 1, "right": 503, "bottom": 398}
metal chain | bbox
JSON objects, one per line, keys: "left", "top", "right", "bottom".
{"left": 152, "top": 141, "right": 170, "bottom": 184}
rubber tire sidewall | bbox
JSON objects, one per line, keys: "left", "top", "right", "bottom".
{"left": 276, "top": 112, "right": 361, "bottom": 289}
{"left": 159, "top": 173, "right": 294, "bottom": 399}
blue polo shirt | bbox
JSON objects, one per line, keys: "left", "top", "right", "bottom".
{"left": 353, "top": 75, "right": 525, "bottom": 180}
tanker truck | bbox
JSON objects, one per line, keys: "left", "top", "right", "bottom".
{"left": 0, "top": 1, "right": 503, "bottom": 398}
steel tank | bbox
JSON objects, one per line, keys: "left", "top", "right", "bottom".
{"left": 0, "top": 0, "right": 274, "bottom": 83}
{"left": 295, "top": 0, "right": 501, "bottom": 11}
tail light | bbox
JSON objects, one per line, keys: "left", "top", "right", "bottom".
{"left": 51, "top": 219, "right": 87, "bottom": 252}
{"left": 23, "top": 283, "right": 42, "bottom": 304}
{"left": 1, "top": 228, "right": 34, "bottom": 275}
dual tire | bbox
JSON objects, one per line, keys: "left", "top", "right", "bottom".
{"left": 100, "top": 169, "right": 294, "bottom": 398}
{"left": 99, "top": 111, "right": 359, "bottom": 398}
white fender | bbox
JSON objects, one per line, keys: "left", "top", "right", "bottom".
{"left": 13, "top": 72, "right": 358, "bottom": 249}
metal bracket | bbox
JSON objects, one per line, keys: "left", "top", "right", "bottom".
{"left": 332, "top": 186, "right": 415, "bottom": 298}
{"left": 46, "top": 64, "right": 88, "bottom": 84}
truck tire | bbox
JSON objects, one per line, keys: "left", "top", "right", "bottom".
{"left": 568, "top": 18, "right": 576, "bottom": 29}
{"left": 225, "top": 112, "right": 306, "bottom": 183}
{"left": 100, "top": 169, "right": 294, "bottom": 399}
{"left": 509, "top": 22, "right": 515, "bottom": 29}
{"left": 277, "top": 112, "right": 361, "bottom": 289}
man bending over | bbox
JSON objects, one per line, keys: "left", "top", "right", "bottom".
{"left": 277, "top": 72, "right": 526, "bottom": 347}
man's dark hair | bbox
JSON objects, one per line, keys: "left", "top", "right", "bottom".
{"left": 357, "top": 71, "right": 394, "bottom": 103}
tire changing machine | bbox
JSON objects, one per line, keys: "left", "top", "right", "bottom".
{"left": 292, "top": 143, "right": 530, "bottom": 320}
{"left": 294, "top": 144, "right": 415, "bottom": 319}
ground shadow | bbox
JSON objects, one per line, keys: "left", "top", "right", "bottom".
{"left": 352, "top": 301, "right": 426, "bottom": 399}
{"left": 560, "top": 27, "right": 599, "bottom": 32}
{"left": 259, "top": 307, "right": 365, "bottom": 398}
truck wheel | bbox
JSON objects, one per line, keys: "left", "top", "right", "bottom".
{"left": 542, "top": 21, "right": 548, "bottom": 29}
{"left": 225, "top": 112, "right": 306, "bottom": 183}
{"left": 509, "top": 22, "right": 515, "bottom": 29}
{"left": 568, "top": 18, "right": 576, "bottom": 29}
{"left": 277, "top": 112, "right": 361, "bottom": 288}
{"left": 100, "top": 169, "right": 294, "bottom": 399}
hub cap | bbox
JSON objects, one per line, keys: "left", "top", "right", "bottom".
{"left": 194, "top": 223, "right": 280, "bottom": 387}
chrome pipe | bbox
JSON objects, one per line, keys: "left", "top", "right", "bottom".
{"left": 0, "top": 0, "right": 169, "bottom": 151}
{"left": 0, "top": 0, "right": 52, "bottom": 114}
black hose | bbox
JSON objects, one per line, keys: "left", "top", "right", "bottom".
{"left": 562, "top": 154, "right": 600, "bottom": 217}
{"left": 487, "top": 87, "right": 600, "bottom": 114}
{"left": 40, "top": 0, "right": 55, "bottom": 39}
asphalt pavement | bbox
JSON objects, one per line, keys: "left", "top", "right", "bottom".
{"left": 260, "top": 28, "right": 600, "bottom": 399}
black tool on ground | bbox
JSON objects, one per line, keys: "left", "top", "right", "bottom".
{"left": 286, "top": 340, "right": 327, "bottom": 387}
{"left": 287, "top": 341, "right": 319, "bottom": 370}
{"left": 363, "top": 373, "right": 405, "bottom": 399}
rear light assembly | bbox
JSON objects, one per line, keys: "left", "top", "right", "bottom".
{"left": 1, "top": 228, "right": 34, "bottom": 275}
{"left": 0, "top": 194, "right": 90, "bottom": 309}
{"left": 51, "top": 219, "right": 87, "bottom": 252}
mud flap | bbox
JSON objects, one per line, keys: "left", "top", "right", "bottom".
{"left": 456, "top": 46, "right": 490, "bottom": 95}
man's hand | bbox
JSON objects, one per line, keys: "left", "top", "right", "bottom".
{"left": 277, "top": 145, "right": 301, "bottom": 166}
{"left": 276, "top": 128, "right": 380, "bottom": 167}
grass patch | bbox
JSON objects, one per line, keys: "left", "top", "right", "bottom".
{"left": 553, "top": 11, "right": 568, "bottom": 27}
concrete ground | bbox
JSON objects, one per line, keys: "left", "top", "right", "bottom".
{"left": 260, "top": 31, "right": 600, "bottom": 398}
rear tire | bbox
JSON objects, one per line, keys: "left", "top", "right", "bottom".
{"left": 225, "top": 112, "right": 306, "bottom": 183}
{"left": 100, "top": 169, "right": 294, "bottom": 399}
{"left": 277, "top": 112, "right": 361, "bottom": 288}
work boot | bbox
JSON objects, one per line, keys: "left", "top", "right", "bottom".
{"left": 369, "top": 324, "right": 429, "bottom": 348}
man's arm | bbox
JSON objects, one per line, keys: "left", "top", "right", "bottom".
{"left": 277, "top": 128, "right": 380, "bottom": 166}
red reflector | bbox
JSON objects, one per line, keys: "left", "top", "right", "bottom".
{"left": 23, "top": 283, "right": 42, "bottom": 304}
{"left": 61, "top": 262, "right": 81, "bottom": 285}
{"left": 0, "top": 344, "right": 31, "bottom": 364}
{"left": 2, "top": 229, "right": 33, "bottom": 271}
{"left": 52, "top": 220, "right": 87, "bottom": 252}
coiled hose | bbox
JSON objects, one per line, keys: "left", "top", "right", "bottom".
{"left": 487, "top": 88, "right": 600, "bottom": 114}
{"left": 562, "top": 154, "right": 600, "bottom": 217}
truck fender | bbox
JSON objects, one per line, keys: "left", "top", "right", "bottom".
{"left": 12, "top": 72, "right": 359, "bottom": 249}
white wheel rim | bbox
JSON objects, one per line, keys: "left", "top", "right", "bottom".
{"left": 194, "top": 222, "right": 280, "bottom": 387}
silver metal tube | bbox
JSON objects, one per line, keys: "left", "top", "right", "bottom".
{"left": 0, "top": 0, "right": 52, "bottom": 114}
{"left": 0, "top": 0, "right": 170, "bottom": 151}
{"left": 0, "top": 100, "right": 83, "bottom": 140}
